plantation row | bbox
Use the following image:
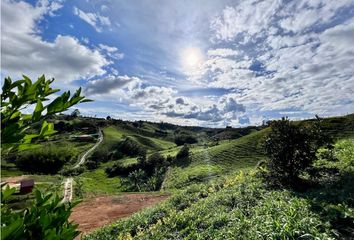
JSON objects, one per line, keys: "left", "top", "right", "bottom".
{"left": 85, "top": 168, "right": 353, "bottom": 239}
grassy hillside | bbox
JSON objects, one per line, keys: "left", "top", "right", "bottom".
{"left": 300, "top": 114, "right": 354, "bottom": 139}
{"left": 164, "top": 129, "right": 269, "bottom": 189}
{"left": 2, "top": 113, "right": 353, "bottom": 238}
{"left": 84, "top": 135, "right": 354, "bottom": 239}
{"left": 102, "top": 125, "right": 176, "bottom": 151}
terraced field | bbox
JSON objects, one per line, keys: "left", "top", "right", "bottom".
{"left": 164, "top": 129, "right": 269, "bottom": 189}
{"left": 102, "top": 125, "right": 176, "bottom": 151}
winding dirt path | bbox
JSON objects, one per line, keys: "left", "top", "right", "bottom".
{"left": 62, "top": 129, "right": 103, "bottom": 203}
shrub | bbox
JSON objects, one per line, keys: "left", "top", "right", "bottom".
{"left": 15, "top": 145, "right": 77, "bottom": 174}
{"left": 174, "top": 134, "right": 197, "bottom": 146}
{"left": 1, "top": 187, "right": 80, "bottom": 240}
{"left": 117, "top": 137, "right": 146, "bottom": 157}
{"left": 144, "top": 152, "right": 167, "bottom": 174}
{"left": 105, "top": 162, "right": 139, "bottom": 177}
{"left": 263, "top": 117, "right": 327, "bottom": 187}
{"left": 60, "top": 166, "right": 85, "bottom": 176}
{"left": 176, "top": 144, "right": 190, "bottom": 159}
{"left": 127, "top": 169, "right": 147, "bottom": 191}
{"left": 85, "top": 159, "right": 100, "bottom": 170}
{"left": 90, "top": 145, "right": 112, "bottom": 163}
{"left": 126, "top": 168, "right": 166, "bottom": 191}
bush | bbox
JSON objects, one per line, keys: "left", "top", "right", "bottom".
{"left": 176, "top": 144, "right": 190, "bottom": 159}
{"left": 117, "top": 138, "right": 146, "bottom": 157}
{"left": 105, "top": 162, "right": 139, "bottom": 177}
{"left": 90, "top": 145, "right": 113, "bottom": 163}
{"left": 144, "top": 152, "right": 167, "bottom": 174}
{"left": 1, "top": 187, "right": 80, "bottom": 240}
{"left": 85, "top": 159, "right": 100, "bottom": 170}
{"left": 15, "top": 145, "right": 77, "bottom": 174}
{"left": 174, "top": 134, "right": 197, "bottom": 146}
{"left": 60, "top": 166, "right": 85, "bottom": 176}
{"left": 126, "top": 169, "right": 147, "bottom": 191}
{"left": 263, "top": 117, "right": 327, "bottom": 187}
{"left": 125, "top": 168, "right": 166, "bottom": 191}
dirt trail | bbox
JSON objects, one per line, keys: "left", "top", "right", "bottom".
{"left": 70, "top": 193, "right": 169, "bottom": 234}
{"left": 62, "top": 129, "right": 103, "bottom": 203}
{"left": 63, "top": 178, "right": 73, "bottom": 202}
{"left": 160, "top": 166, "right": 171, "bottom": 190}
{"left": 74, "top": 129, "right": 103, "bottom": 169}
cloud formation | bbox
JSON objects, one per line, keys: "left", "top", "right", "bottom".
{"left": 1, "top": 0, "right": 109, "bottom": 83}
{"left": 193, "top": 0, "right": 354, "bottom": 117}
{"left": 2, "top": 0, "right": 353, "bottom": 127}
{"left": 73, "top": 7, "right": 111, "bottom": 32}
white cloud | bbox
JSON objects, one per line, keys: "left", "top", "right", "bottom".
{"left": 207, "top": 48, "right": 239, "bottom": 57}
{"left": 98, "top": 44, "right": 124, "bottom": 60}
{"left": 197, "top": 0, "right": 354, "bottom": 118}
{"left": 210, "top": 0, "right": 282, "bottom": 42}
{"left": 279, "top": 0, "right": 354, "bottom": 33}
{"left": 85, "top": 75, "right": 141, "bottom": 95}
{"left": 73, "top": 7, "right": 111, "bottom": 32}
{"left": 1, "top": 0, "right": 110, "bottom": 83}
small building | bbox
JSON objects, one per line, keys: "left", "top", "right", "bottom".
{"left": 20, "top": 180, "right": 35, "bottom": 194}
{"left": 70, "top": 134, "right": 96, "bottom": 142}
{"left": 1, "top": 179, "right": 35, "bottom": 195}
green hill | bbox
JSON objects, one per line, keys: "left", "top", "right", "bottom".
{"left": 3, "top": 113, "right": 353, "bottom": 238}
{"left": 81, "top": 113, "right": 354, "bottom": 239}
{"left": 164, "top": 128, "right": 269, "bottom": 189}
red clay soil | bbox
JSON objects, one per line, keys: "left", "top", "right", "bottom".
{"left": 70, "top": 193, "right": 169, "bottom": 234}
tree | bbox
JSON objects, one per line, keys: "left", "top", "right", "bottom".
{"left": 1, "top": 75, "right": 91, "bottom": 239}
{"left": 176, "top": 144, "right": 190, "bottom": 159}
{"left": 263, "top": 117, "right": 326, "bottom": 187}
{"left": 70, "top": 109, "right": 81, "bottom": 118}
{"left": 174, "top": 134, "right": 197, "bottom": 146}
{"left": 1, "top": 75, "right": 91, "bottom": 151}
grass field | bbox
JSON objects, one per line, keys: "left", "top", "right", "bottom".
{"left": 163, "top": 129, "right": 268, "bottom": 189}
{"left": 102, "top": 125, "right": 176, "bottom": 151}
{"left": 84, "top": 135, "right": 354, "bottom": 239}
{"left": 76, "top": 169, "right": 123, "bottom": 196}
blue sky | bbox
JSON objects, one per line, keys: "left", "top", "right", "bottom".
{"left": 1, "top": 0, "right": 354, "bottom": 127}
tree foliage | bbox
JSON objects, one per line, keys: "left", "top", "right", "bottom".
{"left": 1, "top": 75, "right": 91, "bottom": 239}
{"left": 1, "top": 187, "right": 80, "bottom": 240}
{"left": 176, "top": 144, "right": 190, "bottom": 159}
{"left": 263, "top": 117, "right": 328, "bottom": 186}
{"left": 1, "top": 75, "right": 91, "bottom": 150}
{"left": 174, "top": 134, "right": 197, "bottom": 146}
{"left": 14, "top": 145, "right": 77, "bottom": 174}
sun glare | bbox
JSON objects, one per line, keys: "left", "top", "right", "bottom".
{"left": 181, "top": 47, "right": 203, "bottom": 71}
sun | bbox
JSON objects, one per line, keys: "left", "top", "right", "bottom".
{"left": 181, "top": 47, "right": 203, "bottom": 70}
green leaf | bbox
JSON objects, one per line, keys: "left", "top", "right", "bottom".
{"left": 1, "top": 217, "right": 23, "bottom": 240}
{"left": 1, "top": 186, "right": 16, "bottom": 201}
{"left": 32, "top": 100, "right": 43, "bottom": 122}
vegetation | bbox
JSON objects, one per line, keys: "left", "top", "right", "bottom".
{"left": 2, "top": 76, "right": 353, "bottom": 240}
{"left": 1, "top": 75, "right": 90, "bottom": 239}
{"left": 262, "top": 117, "right": 330, "bottom": 187}
{"left": 176, "top": 144, "right": 190, "bottom": 159}
{"left": 83, "top": 116, "right": 353, "bottom": 240}
{"left": 14, "top": 144, "right": 78, "bottom": 174}
{"left": 174, "top": 133, "right": 198, "bottom": 146}
{"left": 1, "top": 187, "right": 80, "bottom": 240}
{"left": 1, "top": 75, "right": 90, "bottom": 151}
{"left": 84, "top": 170, "right": 353, "bottom": 240}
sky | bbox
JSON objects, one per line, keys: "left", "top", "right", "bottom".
{"left": 1, "top": 0, "right": 354, "bottom": 127}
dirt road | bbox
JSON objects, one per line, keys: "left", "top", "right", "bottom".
{"left": 70, "top": 193, "right": 169, "bottom": 234}
{"left": 62, "top": 129, "right": 103, "bottom": 203}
